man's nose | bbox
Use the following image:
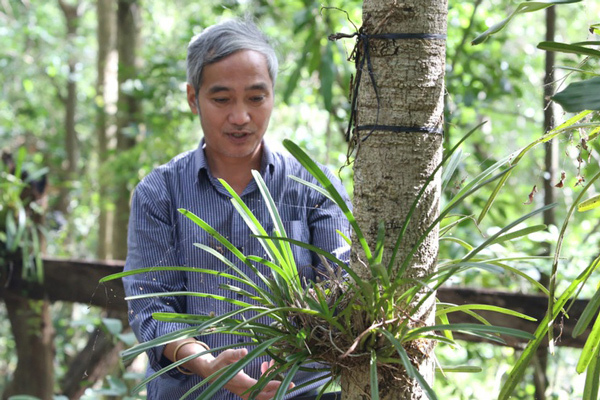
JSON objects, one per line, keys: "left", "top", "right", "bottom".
{"left": 228, "top": 103, "right": 251, "bottom": 125}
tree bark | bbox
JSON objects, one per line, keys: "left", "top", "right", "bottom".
{"left": 60, "top": 310, "right": 128, "bottom": 400}
{"left": 3, "top": 292, "right": 55, "bottom": 400}
{"left": 96, "top": 0, "right": 116, "bottom": 260}
{"left": 112, "top": 0, "right": 141, "bottom": 260}
{"left": 542, "top": 6, "right": 557, "bottom": 231}
{"left": 345, "top": 1, "right": 447, "bottom": 398}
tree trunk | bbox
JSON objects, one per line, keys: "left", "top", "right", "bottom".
{"left": 96, "top": 0, "right": 117, "bottom": 260}
{"left": 542, "top": 6, "right": 557, "bottom": 231}
{"left": 55, "top": 4, "right": 125, "bottom": 396}
{"left": 345, "top": 1, "right": 447, "bottom": 398}
{"left": 112, "top": 0, "right": 141, "bottom": 260}
{"left": 57, "top": 0, "right": 81, "bottom": 218}
{"left": 535, "top": 6, "right": 558, "bottom": 400}
{"left": 2, "top": 157, "right": 53, "bottom": 399}
{"left": 60, "top": 310, "right": 128, "bottom": 400}
{"left": 3, "top": 292, "right": 55, "bottom": 400}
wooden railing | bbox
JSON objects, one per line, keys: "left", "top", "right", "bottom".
{"left": 0, "top": 256, "right": 594, "bottom": 348}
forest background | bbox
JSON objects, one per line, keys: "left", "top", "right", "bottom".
{"left": 1, "top": 0, "right": 600, "bottom": 399}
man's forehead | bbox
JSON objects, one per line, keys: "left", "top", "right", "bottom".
{"left": 205, "top": 82, "right": 271, "bottom": 94}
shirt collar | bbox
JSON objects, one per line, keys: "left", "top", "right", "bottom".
{"left": 194, "top": 139, "right": 275, "bottom": 180}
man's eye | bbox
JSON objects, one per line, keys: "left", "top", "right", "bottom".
{"left": 213, "top": 98, "right": 229, "bottom": 104}
{"left": 250, "top": 96, "right": 265, "bottom": 103}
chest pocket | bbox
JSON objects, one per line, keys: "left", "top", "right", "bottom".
{"left": 282, "top": 220, "right": 315, "bottom": 282}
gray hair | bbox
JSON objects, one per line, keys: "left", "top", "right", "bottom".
{"left": 186, "top": 18, "right": 278, "bottom": 94}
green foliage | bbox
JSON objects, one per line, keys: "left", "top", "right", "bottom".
{"left": 477, "top": 110, "right": 594, "bottom": 224}
{"left": 0, "top": 148, "right": 47, "bottom": 283}
{"left": 445, "top": 0, "right": 532, "bottom": 149}
{"left": 476, "top": 70, "right": 600, "bottom": 398}
{"left": 471, "top": 0, "right": 583, "bottom": 45}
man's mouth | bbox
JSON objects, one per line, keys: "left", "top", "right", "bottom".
{"left": 229, "top": 131, "right": 251, "bottom": 138}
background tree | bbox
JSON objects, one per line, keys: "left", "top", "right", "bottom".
{"left": 96, "top": 0, "right": 116, "bottom": 260}
{"left": 1, "top": 152, "right": 53, "bottom": 400}
{"left": 57, "top": 0, "right": 83, "bottom": 221}
{"left": 112, "top": 0, "right": 141, "bottom": 260}
{"left": 534, "top": 6, "right": 559, "bottom": 399}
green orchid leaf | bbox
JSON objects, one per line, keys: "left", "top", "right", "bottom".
{"left": 439, "top": 237, "right": 473, "bottom": 251}
{"left": 391, "top": 122, "right": 485, "bottom": 276}
{"left": 436, "top": 304, "right": 536, "bottom": 322}
{"left": 441, "top": 147, "right": 463, "bottom": 194}
{"left": 537, "top": 41, "right": 600, "bottom": 58}
{"left": 252, "top": 170, "right": 299, "bottom": 285}
{"left": 578, "top": 194, "right": 600, "bottom": 212}
{"left": 370, "top": 350, "right": 380, "bottom": 400}
{"left": 406, "top": 323, "right": 535, "bottom": 343}
{"left": 399, "top": 164, "right": 516, "bottom": 281}
{"left": 274, "top": 362, "right": 301, "bottom": 400}
{"left": 574, "top": 287, "right": 600, "bottom": 337}
{"left": 577, "top": 310, "right": 600, "bottom": 373}
{"left": 583, "top": 344, "right": 600, "bottom": 400}
{"left": 379, "top": 329, "right": 438, "bottom": 400}
{"left": 283, "top": 139, "right": 373, "bottom": 262}
{"left": 552, "top": 77, "right": 600, "bottom": 112}
{"left": 122, "top": 326, "right": 202, "bottom": 362}
{"left": 488, "top": 224, "right": 547, "bottom": 246}
{"left": 252, "top": 234, "right": 372, "bottom": 303}
{"left": 218, "top": 179, "right": 292, "bottom": 283}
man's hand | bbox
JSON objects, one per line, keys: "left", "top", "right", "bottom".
{"left": 165, "top": 341, "right": 294, "bottom": 400}
{"left": 204, "top": 348, "right": 292, "bottom": 400}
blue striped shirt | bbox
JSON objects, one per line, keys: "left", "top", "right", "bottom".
{"left": 123, "top": 141, "right": 350, "bottom": 400}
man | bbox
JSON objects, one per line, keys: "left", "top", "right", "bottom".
{"left": 124, "top": 18, "right": 349, "bottom": 400}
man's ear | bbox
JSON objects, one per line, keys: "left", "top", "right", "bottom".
{"left": 186, "top": 84, "right": 199, "bottom": 115}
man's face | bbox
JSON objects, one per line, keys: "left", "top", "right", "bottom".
{"left": 187, "top": 50, "right": 274, "bottom": 164}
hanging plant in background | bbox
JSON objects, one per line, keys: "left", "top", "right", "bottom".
{"left": 0, "top": 147, "right": 48, "bottom": 284}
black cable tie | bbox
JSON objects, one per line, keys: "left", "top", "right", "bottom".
{"left": 344, "top": 31, "right": 447, "bottom": 146}
{"left": 357, "top": 125, "right": 443, "bottom": 136}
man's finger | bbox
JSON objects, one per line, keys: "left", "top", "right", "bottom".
{"left": 221, "top": 348, "right": 248, "bottom": 363}
{"left": 258, "top": 380, "right": 296, "bottom": 400}
{"left": 260, "top": 361, "right": 269, "bottom": 374}
{"left": 260, "top": 359, "right": 277, "bottom": 374}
